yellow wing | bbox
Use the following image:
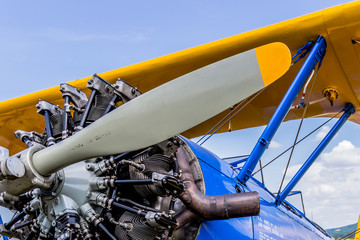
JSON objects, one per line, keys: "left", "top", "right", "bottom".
{"left": 1, "top": 2, "right": 360, "bottom": 155}
{"left": 355, "top": 215, "right": 360, "bottom": 240}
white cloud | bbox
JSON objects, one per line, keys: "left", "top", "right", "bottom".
{"left": 314, "top": 126, "right": 330, "bottom": 141}
{"left": 287, "top": 140, "right": 360, "bottom": 229}
{"left": 321, "top": 140, "right": 360, "bottom": 167}
{"left": 269, "top": 140, "right": 282, "bottom": 149}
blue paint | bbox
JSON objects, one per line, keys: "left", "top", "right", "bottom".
{"left": 292, "top": 41, "right": 313, "bottom": 62}
{"left": 184, "top": 138, "right": 254, "bottom": 239}
{"left": 276, "top": 103, "right": 355, "bottom": 205}
{"left": 288, "top": 191, "right": 301, "bottom": 197}
{"left": 0, "top": 215, "right": 8, "bottom": 240}
{"left": 238, "top": 36, "right": 327, "bottom": 184}
{"left": 186, "top": 138, "right": 238, "bottom": 182}
{"left": 226, "top": 156, "right": 248, "bottom": 167}
{"left": 197, "top": 218, "right": 254, "bottom": 240}
{"left": 182, "top": 138, "right": 332, "bottom": 240}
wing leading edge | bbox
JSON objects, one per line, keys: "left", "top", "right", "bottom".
{"left": 1, "top": 2, "right": 360, "bottom": 155}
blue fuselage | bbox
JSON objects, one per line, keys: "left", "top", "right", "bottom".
{"left": 183, "top": 138, "right": 332, "bottom": 240}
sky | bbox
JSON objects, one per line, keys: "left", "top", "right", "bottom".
{"left": 0, "top": 0, "right": 358, "bottom": 232}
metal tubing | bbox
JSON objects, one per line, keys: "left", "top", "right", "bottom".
{"left": 0, "top": 215, "right": 8, "bottom": 240}
{"left": 112, "top": 201, "right": 147, "bottom": 217}
{"left": 44, "top": 111, "right": 55, "bottom": 146}
{"left": 287, "top": 190, "right": 301, "bottom": 197}
{"left": 275, "top": 104, "right": 355, "bottom": 205}
{"left": 116, "top": 198, "right": 161, "bottom": 213}
{"left": 114, "top": 150, "right": 144, "bottom": 162}
{"left": 22, "top": 136, "right": 32, "bottom": 148}
{"left": 78, "top": 90, "right": 97, "bottom": 128}
{"left": 25, "top": 231, "right": 36, "bottom": 240}
{"left": 12, "top": 220, "right": 33, "bottom": 230}
{"left": 228, "top": 156, "right": 248, "bottom": 167}
{"left": 114, "top": 179, "right": 153, "bottom": 185}
{"left": 173, "top": 209, "right": 199, "bottom": 230}
{"left": 62, "top": 96, "right": 70, "bottom": 139}
{"left": 4, "top": 211, "right": 26, "bottom": 230}
{"left": 287, "top": 191, "right": 306, "bottom": 215}
{"left": 238, "top": 36, "right": 327, "bottom": 184}
{"left": 176, "top": 146, "right": 260, "bottom": 220}
{"left": 103, "top": 95, "right": 118, "bottom": 116}
{"left": 98, "top": 223, "right": 117, "bottom": 240}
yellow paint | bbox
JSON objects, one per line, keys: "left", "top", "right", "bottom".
{"left": 2, "top": 2, "right": 360, "bottom": 155}
{"left": 255, "top": 42, "right": 291, "bottom": 86}
{"left": 322, "top": 87, "right": 339, "bottom": 106}
{"left": 355, "top": 215, "right": 360, "bottom": 240}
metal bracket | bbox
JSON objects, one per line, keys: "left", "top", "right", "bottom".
{"left": 60, "top": 83, "right": 88, "bottom": 109}
{"left": 36, "top": 100, "right": 64, "bottom": 116}
{"left": 112, "top": 79, "right": 141, "bottom": 103}
{"left": 87, "top": 74, "right": 114, "bottom": 96}
{"left": 14, "top": 130, "right": 44, "bottom": 147}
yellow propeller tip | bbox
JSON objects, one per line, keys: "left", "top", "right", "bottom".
{"left": 255, "top": 42, "right": 292, "bottom": 86}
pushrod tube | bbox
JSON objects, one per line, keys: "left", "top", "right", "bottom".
{"left": 275, "top": 104, "right": 355, "bottom": 205}
{"left": 62, "top": 96, "right": 70, "bottom": 139}
{"left": 78, "top": 89, "right": 97, "bottom": 128}
{"left": 238, "top": 36, "right": 327, "bottom": 184}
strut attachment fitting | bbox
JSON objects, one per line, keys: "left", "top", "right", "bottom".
{"left": 322, "top": 87, "right": 339, "bottom": 106}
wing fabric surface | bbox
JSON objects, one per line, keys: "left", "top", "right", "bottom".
{"left": 1, "top": 2, "right": 360, "bottom": 155}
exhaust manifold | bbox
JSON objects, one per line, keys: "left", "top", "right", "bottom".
{"left": 174, "top": 145, "right": 260, "bottom": 228}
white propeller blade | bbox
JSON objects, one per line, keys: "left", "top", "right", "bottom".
{"left": 32, "top": 42, "right": 291, "bottom": 176}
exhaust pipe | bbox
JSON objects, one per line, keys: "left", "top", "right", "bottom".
{"left": 175, "top": 145, "right": 260, "bottom": 226}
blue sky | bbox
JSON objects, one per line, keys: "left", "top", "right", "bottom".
{"left": 0, "top": 0, "right": 357, "bottom": 231}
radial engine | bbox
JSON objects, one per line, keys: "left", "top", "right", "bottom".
{"left": 0, "top": 75, "right": 259, "bottom": 240}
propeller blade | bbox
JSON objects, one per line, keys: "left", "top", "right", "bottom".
{"left": 32, "top": 42, "right": 291, "bottom": 176}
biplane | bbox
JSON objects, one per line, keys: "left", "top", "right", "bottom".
{"left": 0, "top": 1, "right": 358, "bottom": 240}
